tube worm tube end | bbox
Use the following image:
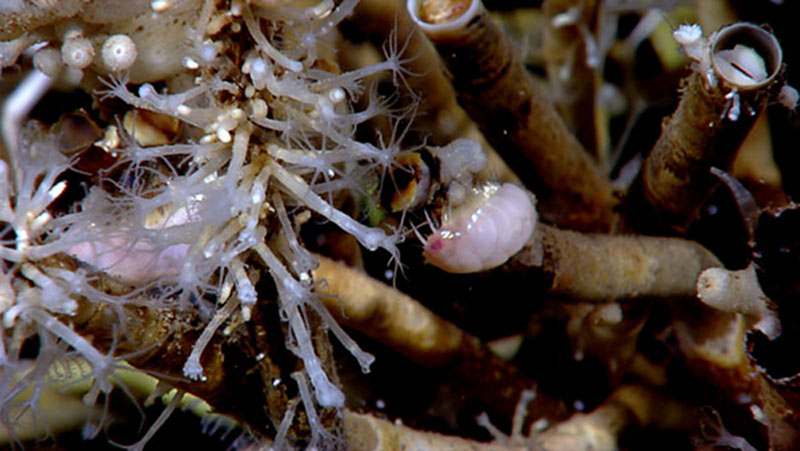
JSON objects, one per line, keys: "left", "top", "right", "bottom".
{"left": 406, "top": 0, "right": 481, "bottom": 37}
{"left": 711, "top": 23, "right": 782, "bottom": 90}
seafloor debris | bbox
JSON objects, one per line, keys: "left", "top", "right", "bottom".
{"left": 2, "top": 0, "right": 800, "bottom": 449}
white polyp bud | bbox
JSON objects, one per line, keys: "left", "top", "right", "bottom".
{"left": 61, "top": 38, "right": 95, "bottom": 69}
{"left": 30, "top": 211, "right": 53, "bottom": 233}
{"left": 199, "top": 43, "right": 217, "bottom": 62}
{"left": 33, "top": 47, "right": 64, "bottom": 78}
{"left": 328, "top": 87, "right": 346, "bottom": 103}
{"left": 727, "top": 91, "right": 741, "bottom": 121}
{"left": 250, "top": 57, "right": 268, "bottom": 90}
{"left": 101, "top": 34, "right": 137, "bottom": 71}
{"left": 217, "top": 128, "right": 232, "bottom": 143}
{"left": 200, "top": 133, "right": 217, "bottom": 144}
{"left": 250, "top": 98, "right": 268, "bottom": 120}
{"left": 778, "top": 85, "right": 798, "bottom": 110}
{"left": 431, "top": 138, "right": 488, "bottom": 184}
{"left": 151, "top": 0, "right": 172, "bottom": 12}
{"left": 176, "top": 104, "right": 192, "bottom": 116}
{"left": 596, "top": 303, "right": 623, "bottom": 324}
{"left": 218, "top": 112, "right": 239, "bottom": 130}
{"left": 673, "top": 24, "right": 703, "bottom": 46}
{"left": 182, "top": 56, "right": 199, "bottom": 69}
{"left": 674, "top": 23, "right": 711, "bottom": 71}
{"left": 552, "top": 7, "right": 580, "bottom": 28}
{"left": 47, "top": 180, "right": 68, "bottom": 203}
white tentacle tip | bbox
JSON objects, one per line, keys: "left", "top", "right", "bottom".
{"left": 183, "top": 358, "right": 207, "bottom": 381}
{"left": 673, "top": 24, "right": 703, "bottom": 46}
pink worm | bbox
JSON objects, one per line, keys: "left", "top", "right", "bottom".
{"left": 68, "top": 237, "right": 189, "bottom": 285}
{"left": 423, "top": 183, "right": 537, "bottom": 273}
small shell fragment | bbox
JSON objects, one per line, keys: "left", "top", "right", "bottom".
{"left": 51, "top": 110, "right": 103, "bottom": 155}
{"left": 122, "top": 109, "right": 181, "bottom": 146}
{"left": 388, "top": 153, "right": 431, "bottom": 212}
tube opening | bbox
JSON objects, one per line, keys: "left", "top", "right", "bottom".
{"left": 711, "top": 23, "right": 782, "bottom": 89}
{"left": 407, "top": 0, "right": 481, "bottom": 34}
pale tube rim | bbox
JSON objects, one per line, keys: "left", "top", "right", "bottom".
{"left": 406, "top": 0, "right": 482, "bottom": 36}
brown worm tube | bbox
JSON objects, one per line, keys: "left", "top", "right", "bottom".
{"left": 313, "top": 255, "right": 568, "bottom": 424}
{"left": 697, "top": 264, "right": 780, "bottom": 339}
{"left": 344, "top": 410, "right": 523, "bottom": 450}
{"left": 535, "top": 385, "right": 696, "bottom": 449}
{"left": 407, "top": 0, "right": 617, "bottom": 232}
{"left": 635, "top": 23, "right": 784, "bottom": 232}
{"left": 507, "top": 222, "right": 721, "bottom": 303}
{"left": 344, "top": 0, "right": 521, "bottom": 184}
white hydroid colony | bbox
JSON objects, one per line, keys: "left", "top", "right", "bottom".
{"left": 0, "top": 0, "right": 435, "bottom": 446}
